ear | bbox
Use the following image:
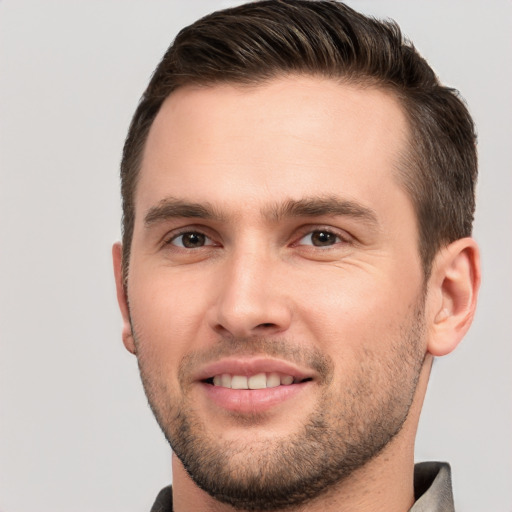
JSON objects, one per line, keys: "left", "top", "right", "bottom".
{"left": 112, "top": 242, "right": 136, "bottom": 354}
{"left": 426, "top": 237, "right": 480, "bottom": 357}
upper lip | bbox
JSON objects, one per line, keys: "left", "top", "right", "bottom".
{"left": 193, "top": 357, "right": 316, "bottom": 383}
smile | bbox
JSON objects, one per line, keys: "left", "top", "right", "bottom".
{"left": 208, "top": 372, "right": 309, "bottom": 389}
{"left": 195, "top": 358, "right": 316, "bottom": 413}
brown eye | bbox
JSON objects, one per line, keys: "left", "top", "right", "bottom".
{"left": 299, "top": 230, "right": 341, "bottom": 247}
{"left": 171, "top": 232, "right": 210, "bottom": 248}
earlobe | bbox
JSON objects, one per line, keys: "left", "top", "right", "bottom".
{"left": 427, "top": 238, "right": 480, "bottom": 357}
{"left": 112, "top": 242, "right": 136, "bottom": 355}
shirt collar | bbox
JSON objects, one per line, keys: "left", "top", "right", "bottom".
{"left": 410, "top": 461, "right": 454, "bottom": 512}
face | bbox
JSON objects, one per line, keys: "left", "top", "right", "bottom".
{"left": 118, "top": 76, "right": 428, "bottom": 510}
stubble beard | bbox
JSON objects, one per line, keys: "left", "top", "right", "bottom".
{"left": 133, "top": 302, "right": 426, "bottom": 511}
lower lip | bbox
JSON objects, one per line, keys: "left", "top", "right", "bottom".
{"left": 200, "top": 381, "right": 311, "bottom": 414}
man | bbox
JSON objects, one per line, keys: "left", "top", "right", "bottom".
{"left": 112, "top": 1, "right": 480, "bottom": 510}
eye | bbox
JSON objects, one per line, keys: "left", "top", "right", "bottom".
{"left": 298, "top": 230, "right": 343, "bottom": 247}
{"left": 169, "top": 231, "right": 214, "bottom": 249}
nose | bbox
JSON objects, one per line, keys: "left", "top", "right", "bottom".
{"left": 208, "top": 247, "right": 292, "bottom": 339}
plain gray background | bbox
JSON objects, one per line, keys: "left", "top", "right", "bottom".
{"left": 0, "top": 1, "right": 511, "bottom": 511}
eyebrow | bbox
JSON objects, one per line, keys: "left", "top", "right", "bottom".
{"left": 144, "top": 195, "right": 378, "bottom": 228}
{"left": 265, "top": 196, "right": 379, "bottom": 226}
{"left": 144, "top": 198, "right": 226, "bottom": 226}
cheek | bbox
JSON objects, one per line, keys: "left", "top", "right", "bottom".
{"left": 294, "top": 264, "right": 422, "bottom": 357}
{"left": 127, "top": 267, "right": 211, "bottom": 369}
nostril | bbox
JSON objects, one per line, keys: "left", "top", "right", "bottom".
{"left": 258, "top": 323, "right": 276, "bottom": 329}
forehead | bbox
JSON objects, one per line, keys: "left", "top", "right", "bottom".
{"left": 137, "top": 76, "right": 411, "bottom": 220}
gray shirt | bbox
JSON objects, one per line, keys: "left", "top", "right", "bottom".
{"left": 410, "top": 462, "right": 454, "bottom": 511}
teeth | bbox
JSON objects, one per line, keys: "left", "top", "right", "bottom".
{"left": 221, "top": 374, "right": 232, "bottom": 387}
{"left": 231, "top": 375, "right": 248, "bottom": 389}
{"left": 211, "top": 372, "right": 298, "bottom": 389}
{"left": 248, "top": 373, "right": 266, "bottom": 389}
{"left": 266, "top": 372, "right": 281, "bottom": 388}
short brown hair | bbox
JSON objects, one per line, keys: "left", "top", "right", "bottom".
{"left": 120, "top": 0, "right": 477, "bottom": 282}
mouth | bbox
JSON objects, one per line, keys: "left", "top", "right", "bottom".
{"left": 204, "top": 372, "right": 313, "bottom": 389}
{"left": 194, "top": 358, "right": 316, "bottom": 413}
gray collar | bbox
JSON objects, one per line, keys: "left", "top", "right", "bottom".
{"left": 410, "top": 462, "right": 454, "bottom": 512}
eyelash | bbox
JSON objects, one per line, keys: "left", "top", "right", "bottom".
{"left": 296, "top": 229, "right": 345, "bottom": 248}
{"left": 163, "top": 229, "right": 217, "bottom": 249}
{"left": 162, "top": 226, "right": 351, "bottom": 250}
{"left": 293, "top": 226, "right": 353, "bottom": 250}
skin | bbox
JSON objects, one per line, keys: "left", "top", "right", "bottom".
{"left": 113, "top": 76, "right": 480, "bottom": 512}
